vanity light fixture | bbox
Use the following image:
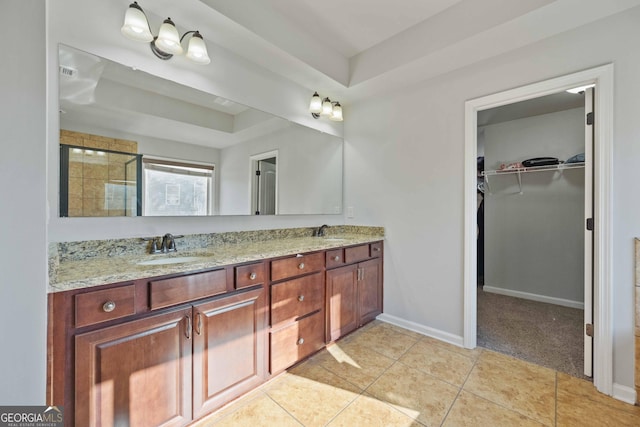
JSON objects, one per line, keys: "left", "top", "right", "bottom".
{"left": 309, "top": 92, "right": 343, "bottom": 121}
{"left": 121, "top": 2, "right": 211, "bottom": 65}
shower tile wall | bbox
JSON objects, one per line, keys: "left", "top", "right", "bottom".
{"left": 60, "top": 130, "right": 137, "bottom": 216}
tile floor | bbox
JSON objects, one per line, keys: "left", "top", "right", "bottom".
{"left": 192, "top": 321, "right": 640, "bottom": 427}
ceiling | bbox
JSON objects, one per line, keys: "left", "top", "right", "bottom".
{"left": 188, "top": 0, "right": 640, "bottom": 101}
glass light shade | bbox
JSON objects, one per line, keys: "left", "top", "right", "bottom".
{"left": 186, "top": 32, "right": 210, "bottom": 64}
{"left": 309, "top": 92, "right": 322, "bottom": 114}
{"left": 321, "top": 97, "right": 332, "bottom": 116}
{"left": 155, "top": 18, "right": 183, "bottom": 55}
{"left": 121, "top": 2, "right": 153, "bottom": 42}
{"left": 330, "top": 102, "right": 343, "bottom": 121}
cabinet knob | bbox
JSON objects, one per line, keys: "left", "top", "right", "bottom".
{"left": 297, "top": 338, "right": 305, "bottom": 345}
{"left": 373, "top": 247, "right": 381, "bottom": 252}
{"left": 249, "top": 272, "right": 257, "bottom": 280}
{"left": 298, "top": 295, "right": 305, "bottom": 302}
{"left": 298, "top": 262, "right": 305, "bottom": 270}
{"left": 333, "top": 256, "right": 340, "bottom": 261}
{"left": 102, "top": 301, "right": 116, "bottom": 312}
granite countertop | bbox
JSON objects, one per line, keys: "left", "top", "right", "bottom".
{"left": 49, "top": 233, "right": 383, "bottom": 293}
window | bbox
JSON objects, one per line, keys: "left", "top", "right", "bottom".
{"left": 143, "top": 158, "right": 214, "bottom": 216}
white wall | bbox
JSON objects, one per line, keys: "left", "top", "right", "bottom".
{"left": 0, "top": 0, "right": 47, "bottom": 404}
{"left": 345, "top": 7, "right": 640, "bottom": 390}
{"left": 219, "top": 124, "right": 343, "bottom": 215}
{"left": 47, "top": 0, "right": 344, "bottom": 243}
{"left": 483, "top": 108, "right": 585, "bottom": 304}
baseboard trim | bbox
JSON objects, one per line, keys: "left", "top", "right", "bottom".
{"left": 483, "top": 286, "right": 584, "bottom": 310}
{"left": 376, "top": 313, "right": 464, "bottom": 347}
{"left": 612, "top": 383, "right": 637, "bottom": 405}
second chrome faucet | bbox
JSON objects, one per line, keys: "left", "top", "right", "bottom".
{"left": 144, "top": 233, "right": 183, "bottom": 254}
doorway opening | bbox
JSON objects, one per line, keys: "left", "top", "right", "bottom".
{"left": 250, "top": 150, "right": 278, "bottom": 215}
{"left": 475, "top": 89, "right": 590, "bottom": 379}
{"left": 464, "top": 65, "right": 613, "bottom": 395}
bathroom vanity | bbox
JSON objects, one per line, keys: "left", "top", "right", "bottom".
{"left": 47, "top": 228, "right": 383, "bottom": 426}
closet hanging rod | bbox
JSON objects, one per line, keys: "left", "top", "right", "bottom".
{"left": 482, "top": 162, "right": 585, "bottom": 177}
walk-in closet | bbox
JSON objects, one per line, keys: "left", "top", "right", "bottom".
{"left": 476, "top": 90, "right": 590, "bottom": 378}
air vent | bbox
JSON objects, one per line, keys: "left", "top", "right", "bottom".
{"left": 59, "top": 65, "right": 77, "bottom": 78}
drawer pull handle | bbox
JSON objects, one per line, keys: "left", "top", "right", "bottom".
{"left": 298, "top": 262, "right": 305, "bottom": 270}
{"left": 102, "top": 301, "right": 116, "bottom": 312}
{"left": 297, "top": 338, "right": 305, "bottom": 345}
{"left": 333, "top": 256, "right": 340, "bottom": 261}
{"left": 298, "top": 295, "right": 305, "bottom": 302}
{"left": 249, "top": 272, "right": 257, "bottom": 280}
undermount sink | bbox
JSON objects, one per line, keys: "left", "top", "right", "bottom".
{"left": 136, "top": 256, "right": 206, "bottom": 266}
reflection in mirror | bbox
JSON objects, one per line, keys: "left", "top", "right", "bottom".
{"left": 57, "top": 44, "right": 343, "bottom": 217}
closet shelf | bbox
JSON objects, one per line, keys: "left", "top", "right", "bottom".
{"left": 482, "top": 162, "right": 585, "bottom": 194}
{"left": 482, "top": 162, "right": 585, "bottom": 177}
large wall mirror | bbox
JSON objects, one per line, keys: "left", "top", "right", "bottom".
{"left": 57, "top": 44, "right": 343, "bottom": 217}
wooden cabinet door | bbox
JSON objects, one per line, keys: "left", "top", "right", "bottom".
{"left": 326, "top": 264, "right": 358, "bottom": 342}
{"left": 75, "top": 307, "right": 193, "bottom": 427}
{"left": 192, "top": 287, "right": 266, "bottom": 419}
{"left": 358, "top": 258, "right": 383, "bottom": 326}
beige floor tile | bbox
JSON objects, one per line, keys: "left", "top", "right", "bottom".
{"left": 265, "top": 361, "right": 362, "bottom": 427}
{"left": 341, "top": 323, "right": 419, "bottom": 359}
{"left": 199, "top": 393, "right": 301, "bottom": 427}
{"left": 190, "top": 391, "right": 301, "bottom": 427}
{"left": 327, "top": 394, "right": 421, "bottom": 427}
{"left": 399, "top": 339, "right": 475, "bottom": 386}
{"left": 377, "top": 322, "right": 426, "bottom": 340}
{"left": 557, "top": 388, "right": 640, "bottom": 427}
{"left": 367, "top": 362, "right": 458, "bottom": 426}
{"left": 443, "top": 390, "right": 546, "bottom": 427}
{"left": 190, "top": 389, "right": 266, "bottom": 426}
{"left": 312, "top": 341, "right": 395, "bottom": 390}
{"left": 557, "top": 372, "right": 640, "bottom": 416}
{"left": 463, "top": 351, "right": 555, "bottom": 426}
{"left": 420, "top": 335, "right": 483, "bottom": 360}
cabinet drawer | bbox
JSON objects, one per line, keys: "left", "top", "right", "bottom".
{"left": 271, "top": 272, "right": 324, "bottom": 326}
{"left": 326, "top": 248, "right": 344, "bottom": 269}
{"left": 149, "top": 269, "right": 227, "bottom": 310}
{"left": 75, "top": 285, "right": 136, "bottom": 328}
{"left": 370, "top": 242, "right": 383, "bottom": 257}
{"left": 344, "top": 244, "right": 370, "bottom": 264}
{"left": 270, "top": 311, "right": 325, "bottom": 373}
{"left": 271, "top": 252, "right": 324, "bottom": 282}
{"left": 235, "top": 262, "right": 265, "bottom": 289}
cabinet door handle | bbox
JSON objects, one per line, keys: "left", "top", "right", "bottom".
{"left": 102, "top": 301, "right": 116, "bottom": 312}
{"left": 373, "top": 247, "right": 381, "bottom": 252}
{"left": 298, "top": 262, "right": 305, "bottom": 270}
{"left": 195, "top": 312, "right": 202, "bottom": 336}
{"left": 249, "top": 272, "right": 257, "bottom": 280}
{"left": 185, "top": 315, "right": 191, "bottom": 340}
{"left": 298, "top": 295, "right": 305, "bottom": 302}
{"left": 297, "top": 338, "right": 305, "bottom": 345}
{"left": 333, "top": 256, "right": 340, "bottom": 261}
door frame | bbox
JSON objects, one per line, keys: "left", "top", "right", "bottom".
{"left": 463, "top": 64, "right": 614, "bottom": 395}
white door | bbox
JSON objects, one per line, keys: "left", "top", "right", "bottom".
{"left": 258, "top": 160, "right": 276, "bottom": 215}
{"left": 584, "top": 87, "right": 594, "bottom": 377}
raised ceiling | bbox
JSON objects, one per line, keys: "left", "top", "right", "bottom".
{"left": 193, "top": 0, "right": 640, "bottom": 101}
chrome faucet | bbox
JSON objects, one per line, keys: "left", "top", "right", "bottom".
{"left": 161, "top": 233, "right": 178, "bottom": 252}
{"left": 316, "top": 224, "right": 329, "bottom": 237}
{"left": 142, "top": 233, "right": 183, "bottom": 254}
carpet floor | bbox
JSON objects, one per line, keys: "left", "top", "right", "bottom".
{"left": 477, "top": 287, "right": 587, "bottom": 379}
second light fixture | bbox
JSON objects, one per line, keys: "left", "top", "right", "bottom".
{"left": 309, "top": 92, "right": 343, "bottom": 122}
